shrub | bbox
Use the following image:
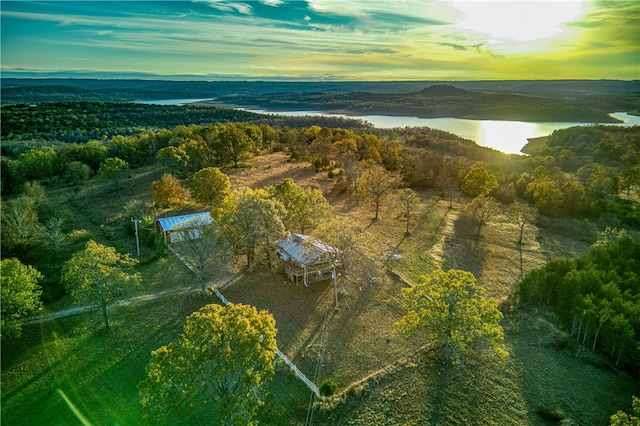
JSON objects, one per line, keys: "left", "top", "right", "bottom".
{"left": 537, "top": 406, "right": 566, "bottom": 422}
{"left": 319, "top": 379, "right": 338, "bottom": 397}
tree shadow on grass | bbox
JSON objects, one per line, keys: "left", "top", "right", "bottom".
{"left": 429, "top": 366, "right": 451, "bottom": 426}
{"left": 222, "top": 271, "right": 333, "bottom": 366}
{"left": 440, "top": 212, "right": 486, "bottom": 279}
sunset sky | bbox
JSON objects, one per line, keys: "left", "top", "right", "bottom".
{"left": 1, "top": 0, "right": 638, "bottom": 81}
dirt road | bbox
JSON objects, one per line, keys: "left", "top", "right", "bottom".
{"left": 19, "top": 287, "right": 193, "bottom": 325}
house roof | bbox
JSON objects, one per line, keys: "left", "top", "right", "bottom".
{"left": 276, "top": 234, "right": 338, "bottom": 267}
{"left": 156, "top": 212, "right": 212, "bottom": 232}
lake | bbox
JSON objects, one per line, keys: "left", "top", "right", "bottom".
{"left": 139, "top": 99, "right": 639, "bottom": 155}
{"left": 240, "top": 109, "right": 640, "bottom": 155}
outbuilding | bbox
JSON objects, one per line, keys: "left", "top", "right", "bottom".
{"left": 155, "top": 212, "right": 213, "bottom": 244}
{"left": 276, "top": 233, "right": 339, "bottom": 286}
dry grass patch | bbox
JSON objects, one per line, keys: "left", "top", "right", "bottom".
{"left": 314, "top": 310, "right": 639, "bottom": 426}
{"left": 221, "top": 267, "right": 418, "bottom": 392}
{"left": 226, "top": 152, "right": 334, "bottom": 193}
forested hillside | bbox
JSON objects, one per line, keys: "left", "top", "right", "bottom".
{"left": 519, "top": 231, "right": 640, "bottom": 369}
{"left": 3, "top": 78, "right": 638, "bottom": 121}
{"left": 215, "top": 83, "right": 639, "bottom": 123}
{"left": 0, "top": 101, "right": 368, "bottom": 145}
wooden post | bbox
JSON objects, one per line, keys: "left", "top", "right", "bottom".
{"left": 332, "top": 267, "right": 339, "bottom": 309}
{"left": 131, "top": 218, "right": 141, "bottom": 257}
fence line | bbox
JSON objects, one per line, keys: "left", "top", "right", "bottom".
{"left": 277, "top": 350, "right": 320, "bottom": 396}
{"left": 169, "top": 245, "right": 320, "bottom": 397}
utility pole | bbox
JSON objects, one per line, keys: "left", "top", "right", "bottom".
{"left": 131, "top": 218, "right": 141, "bottom": 257}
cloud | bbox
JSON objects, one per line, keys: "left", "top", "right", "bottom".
{"left": 569, "top": 1, "right": 640, "bottom": 50}
{"left": 197, "top": 1, "right": 253, "bottom": 15}
{"left": 259, "top": 0, "right": 284, "bottom": 6}
{"left": 2, "top": 0, "right": 637, "bottom": 80}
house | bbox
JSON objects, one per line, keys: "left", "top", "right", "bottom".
{"left": 276, "top": 233, "right": 339, "bottom": 286}
{"left": 155, "top": 212, "right": 213, "bottom": 244}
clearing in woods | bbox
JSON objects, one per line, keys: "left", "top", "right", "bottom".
{"left": 220, "top": 152, "right": 637, "bottom": 425}
{"left": 2, "top": 152, "right": 636, "bottom": 425}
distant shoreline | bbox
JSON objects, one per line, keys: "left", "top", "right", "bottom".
{"left": 197, "top": 100, "right": 629, "bottom": 125}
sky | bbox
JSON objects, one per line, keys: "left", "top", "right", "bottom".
{"left": 1, "top": 0, "right": 638, "bottom": 81}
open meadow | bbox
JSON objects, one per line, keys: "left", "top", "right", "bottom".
{"left": 2, "top": 152, "right": 638, "bottom": 425}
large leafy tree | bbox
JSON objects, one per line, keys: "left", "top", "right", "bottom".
{"left": 62, "top": 240, "right": 141, "bottom": 332}
{"left": 461, "top": 163, "right": 499, "bottom": 197}
{"left": 1, "top": 258, "right": 43, "bottom": 338}
{"left": 1, "top": 195, "right": 43, "bottom": 257}
{"left": 59, "top": 140, "right": 107, "bottom": 172}
{"left": 98, "top": 157, "right": 130, "bottom": 191}
{"left": 619, "top": 166, "right": 640, "bottom": 197}
{"left": 156, "top": 146, "right": 188, "bottom": 176}
{"left": 395, "top": 269, "right": 508, "bottom": 368}
{"left": 107, "top": 135, "right": 143, "bottom": 165}
{"left": 151, "top": 173, "right": 187, "bottom": 208}
{"left": 17, "top": 147, "right": 59, "bottom": 181}
{"left": 270, "top": 178, "right": 331, "bottom": 234}
{"left": 308, "top": 127, "right": 333, "bottom": 168}
{"left": 525, "top": 166, "right": 564, "bottom": 216}
{"left": 189, "top": 167, "right": 230, "bottom": 208}
{"left": 139, "top": 303, "right": 278, "bottom": 426}
{"left": 218, "top": 123, "right": 254, "bottom": 168}
{"left": 219, "top": 188, "right": 286, "bottom": 273}
{"left": 181, "top": 137, "right": 215, "bottom": 175}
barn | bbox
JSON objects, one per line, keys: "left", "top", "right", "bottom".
{"left": 155, "top": 212, "right": 213, "bottom": 244}
{"left": 276, "top": 234, "right": 339, "bottom": 286}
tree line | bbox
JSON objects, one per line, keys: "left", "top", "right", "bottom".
{"left": 0, "top": 101, "right": 369, "bottom": 145}
{"left": 3, "top": 103, "right": 638, "bottom": 221}
{"left": 518, "top": 229, "right": 640, "bottom": 372}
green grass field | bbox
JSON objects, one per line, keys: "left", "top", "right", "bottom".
{"left": 2, "top": 157, "right": 638, "bottom": 425}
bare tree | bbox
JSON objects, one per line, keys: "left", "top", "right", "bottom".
{"left": 395, "top": 188, "right": 421, "bottom": 236}
{"left": 315, "top": 216, "right": 380, "bottom": 307}
{"left": 508, "top": 201, "right": 537, "bottom": 245}
{"left": 467, "top": 195, "right": 501, "bottom": 236}
{"left": 173, "top": 217, "right": 231, "bottom": 296}
{"left": 357, "top": 164, "right": 396, "bottom": 220}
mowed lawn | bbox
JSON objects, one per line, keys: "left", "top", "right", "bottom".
{"left": 1, "top": 293, "right": 213, "bottom": 426}
{"left": 0, "top": 284, "right": 313, "bottom": 426}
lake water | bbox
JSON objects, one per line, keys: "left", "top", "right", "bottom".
{"left": 241, "top": 109, "right": 640, "bottom": 155}
{"left": 139, "top": 98, "right": 215, "bottom": 105}
{"left": 139, "top": 99, "right": 639, "bottom": 155}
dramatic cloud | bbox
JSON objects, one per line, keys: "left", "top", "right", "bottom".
{"left": 1, "top": 0, "right": 637, "bottom": 80}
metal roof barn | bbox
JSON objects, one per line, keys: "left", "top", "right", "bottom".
{"left": 155, "top": 212, "right": 213, "bottom": 244}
